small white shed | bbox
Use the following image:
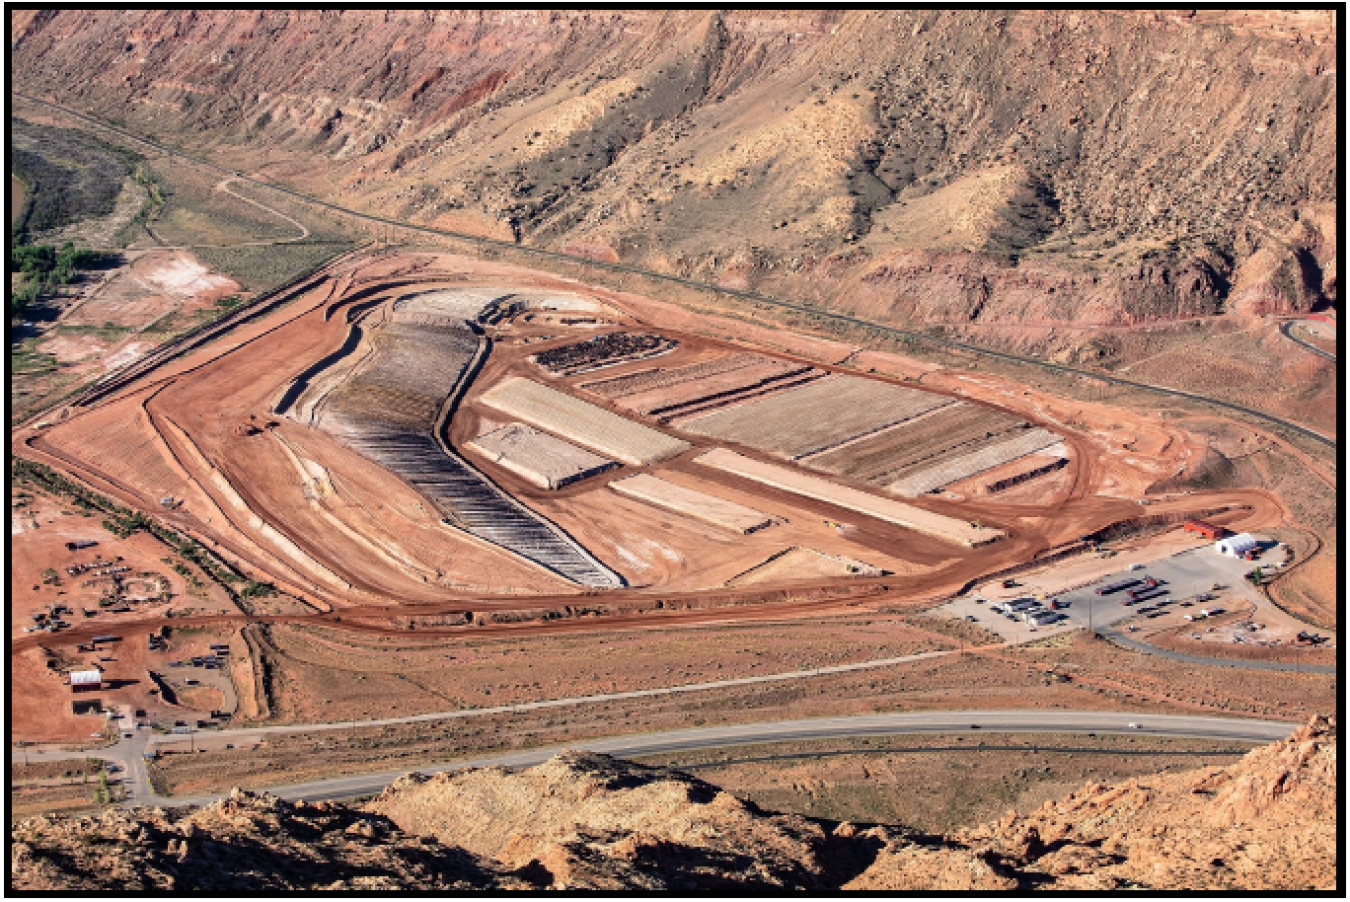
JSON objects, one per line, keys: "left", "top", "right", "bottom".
{"left": 69, "top": 669, "right": 102, "bottom": 692}
{"left": 1215, "top": 533, "right": 1258, "bottom": 557}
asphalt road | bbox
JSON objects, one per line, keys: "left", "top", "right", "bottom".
{"left": 13, "top": 92, "right": 1335, "bottom": 450}
{"left": 1095, "top": 625, "right": 1337, "bottom": 673}
{"left": 1280, "top": 320, "right": 1337, "bottom": 361}
{"left": 16, "top": 645, "right": 961, "bottom": 805}
{"left": 158, "top": 710, "right": 1294, "bottom": 807}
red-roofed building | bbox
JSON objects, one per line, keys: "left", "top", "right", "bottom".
{"left": 1184, "top": 520, "right": 1225, "bottom": 541}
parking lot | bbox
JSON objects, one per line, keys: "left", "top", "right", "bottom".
{"left": 934, "top": 541, "right": 1274, "bottom": 645}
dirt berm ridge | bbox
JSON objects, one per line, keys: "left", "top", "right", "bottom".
{"left": 10, "top": 716, "right": 1335, "bottom": 891}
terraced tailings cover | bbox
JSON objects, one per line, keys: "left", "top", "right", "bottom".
{"left": 478, "top": 376, "right": 692, "bottom": 466}
{"left": 609, "top": 473, "right": 773, "bottom": 533}
{"left": 467, "top": 423, "right": 617, "bottom": 490}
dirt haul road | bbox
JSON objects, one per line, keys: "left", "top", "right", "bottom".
{"left": 13, "top": 252, "right": 1289, "bottom": 665}
{"left": 9, "top": 480, "right": 1284, "bottom": 661}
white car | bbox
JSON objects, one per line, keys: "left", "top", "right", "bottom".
{"left": 1127, "top": 722, "right": 1141, "bottom": 730}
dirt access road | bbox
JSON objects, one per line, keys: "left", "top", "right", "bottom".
{"left": 12, "top": 250, "right": 1289, "bottom": 668}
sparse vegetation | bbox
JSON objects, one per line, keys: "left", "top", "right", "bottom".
{"left": 192, "top": 240, "right": 356, "bottom": 294}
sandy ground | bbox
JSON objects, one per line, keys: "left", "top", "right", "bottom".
{"left": 8, "top": 489, "right": 244, "bottom": 741}
{"left": 62, "top": 248, "right": 241, "bottom": 330}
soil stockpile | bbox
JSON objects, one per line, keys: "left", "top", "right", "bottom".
{"left": 693, "top": 448, "right": 1001, "bottom": 546}
{"left": 609, "top": 472, "right": 773, "bottom": 533}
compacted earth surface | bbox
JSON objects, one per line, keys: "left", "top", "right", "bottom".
{"left": 12, "top": 248, "right": 1330, "bottom": 753}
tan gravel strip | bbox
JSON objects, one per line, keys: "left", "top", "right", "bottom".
{"left": 609, "top": 472, "right": 773, "bottom": 533}
{"left": 694, "top": 448, "right": 1002, "bottom": 547}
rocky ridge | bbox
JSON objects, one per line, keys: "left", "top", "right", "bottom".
{"left": 9, "top": 10, "right": 1338, "bottom": 338}
{"left": 10, "top": 717, "right": 1336, "bottom": 891}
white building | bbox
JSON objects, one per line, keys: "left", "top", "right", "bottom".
{"left": 69, "top": 669, "right": 102, "bottom": 692}
{"left": 1215, "top": 533, "right": 1258, "bottom": 557}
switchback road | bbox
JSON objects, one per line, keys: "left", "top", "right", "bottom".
{"left": 14, "top": 92, "right": 1335, "bottom": 450}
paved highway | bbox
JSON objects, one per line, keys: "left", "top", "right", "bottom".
{"left": 155, "top": 710, "right": 1294, "bottom": 807}
{"left": 13, "top": 92, "right": 1335, "bottom": 450}
{"left": 1095, "top": 624, "right": 1336, "bottom": 673}
{"left": 1280, "top": 319, "right": 1337, "bottom": 361}
{"left": 15, "top": 645, "right": 963, "bottom": 805}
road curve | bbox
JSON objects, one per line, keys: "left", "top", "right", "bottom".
{"left": 1280, "top": 320, "right": 1337, "bottom": 361}
{"left": 14, "top": 92, "right": 1335, "bottom": 450}
{"left": 157, "top": 710, "right": 1294, "bottom": 806}
{"left": 1096, "top": 625, "right": 1336, "bottom": 673}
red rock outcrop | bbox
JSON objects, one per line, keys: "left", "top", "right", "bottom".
{"left": 10, "top": 10, "right": 1338, "bottom": 332}
{"left": 12, "top": 718, "right": 1332, "bottom": 891}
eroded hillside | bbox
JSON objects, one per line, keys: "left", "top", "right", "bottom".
{"left": 10, "top": 10, "right": 1337, "bottom": 334}
{"left": 10, "top": 717, "right": 1337, "bottom": 891}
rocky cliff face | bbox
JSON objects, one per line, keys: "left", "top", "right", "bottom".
{"left": 10, "top": 10, "right": 1337, "bottom": 332}
{"left": 9, "top": 717, "right": 1337, "bottom": 891}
